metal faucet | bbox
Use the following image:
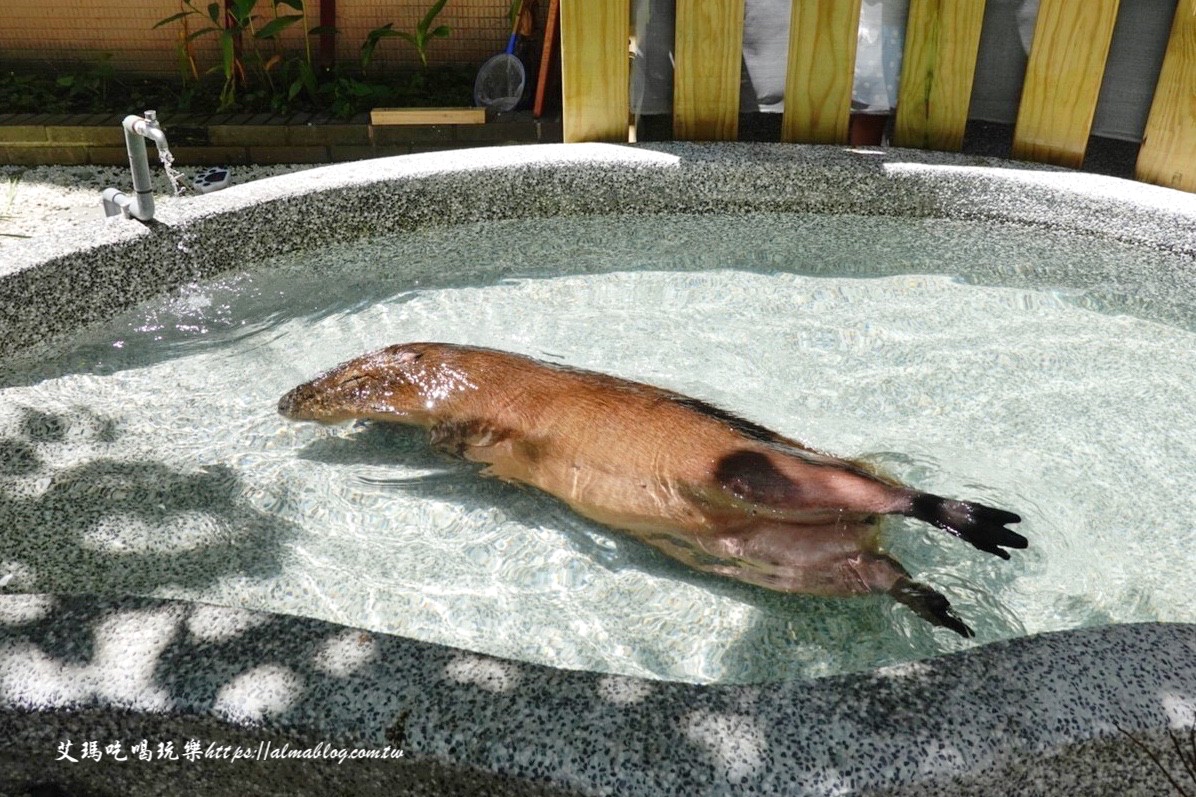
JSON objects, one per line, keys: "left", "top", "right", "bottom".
{"left": 102, "top": 111, "right": 177, "bottom": 222}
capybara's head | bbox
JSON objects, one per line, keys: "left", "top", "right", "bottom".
{"left": 278, "top": 342, "right": 462, "bottom": 424}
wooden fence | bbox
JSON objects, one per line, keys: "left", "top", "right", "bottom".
{"left": 559, "top": 0, "right": 1196, "bottom": 193}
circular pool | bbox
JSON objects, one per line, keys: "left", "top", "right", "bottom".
{"left": 0, "top": 143, "right": 1192, "bottom": 796}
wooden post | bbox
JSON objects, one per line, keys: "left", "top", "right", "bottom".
{"left": 1136, "top": 0, "right": 1196, "bottom": 192}
{"left": 673, "top": 0, "right": 746, "bottom": 140}
{"left": 781, "top": 0, "right": 862, "bottom": 144}
{"left": 560, "top": 0, "right": 630, "bottom": 143}
{"left": 318, "top": 0, "right": 336, "bottom": 69}
{"left": 534, "top": 0, "right": 561, "bottom": 118}
{"left": 893, "top": 0, "right": 986, "bottom": 151}
{"left": 1011, "top": 0, "right": 1120, "bottom": 168}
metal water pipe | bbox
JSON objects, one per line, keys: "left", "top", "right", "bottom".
{"left": 102, "top": 111, "right": 175, "bottom": 222}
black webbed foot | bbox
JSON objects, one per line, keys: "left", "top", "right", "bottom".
{"left": 909, "top": 494, "right": 1026, "bottom": 560}
{"left": 890, "top": 576, "right": 975, "bottom": 638}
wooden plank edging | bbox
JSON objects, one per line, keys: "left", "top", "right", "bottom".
{"left": 673, "top": 0, "right": 746, "bottom": 141}
{"left": 781, "top": 0, "right": 862, "bottom": 145}
{"left": 893, "top": 0, "right": 987, "bottom": 151}
{"left": 1012, "top": 0, "right": 1120, "bottom": 168}
{"left": 1136, "top": 0, "right": 1196, "bottom": 192}
{"left": 561, "top": 0, "right": 630, "bottom": 143}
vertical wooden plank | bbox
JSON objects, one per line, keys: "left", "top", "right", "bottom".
{"left": 1011, "top": 0, "right": 1120, "bottom": 168}
{"left": 560, "top": 0, "right": 630, "bottom": 143}
{"left": 673, "top": 0, "right": 746, "bottom": 140}
{"left": 781, "top": 0, "right": 861, "bottom": 144}
{"left": 892, "top": 0, "right": 986, "bottom": 151}
{"left": 1136, "top": 0, "right": 1196, "bottom": 192}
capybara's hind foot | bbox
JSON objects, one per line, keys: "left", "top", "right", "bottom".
{"left": 889, "top": 576, "right": 975, "bottom": 638}
{"left": 909, "top": 494, "right": 1026, "bottom": 560}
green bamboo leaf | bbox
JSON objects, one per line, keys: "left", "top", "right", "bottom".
{"left": 186, "top": 27, "right": 222, "bottom": 42}
{"left": 220, "top": 31, "right": 236, "bottom": 78}
{"left": 430, "top": 25, "right": 450, "bottom": 38}
{"left": 307, "top": 24, "right": 338, "bottom": 35}
{"left": 421, "top": 0, "right": 449, "bottom": 31}
{"left": 207, "top": 2, "right": 221, "bottom": 24}
{"left": 366, "top": 22, "right": 398, "bottom": 40}
{"left": 231, "top": 0, "right": 257, "bottom": 24}
{"left": 361, "top": 22, "right": 401, "bottom": 68}
{"left": 396, "top": 31, "right": 418, "bottom": 46}
{"left": 152, "top": 11, "right": 196, "bottom": 28}
{"left": 274, "top": 0, "right": 304, "bottom": 10}
{"left": 255, "top": 14, "right": 302, "bottom": 38}
{"left": 299, "top": 60, "right": 318, "bottom": 95}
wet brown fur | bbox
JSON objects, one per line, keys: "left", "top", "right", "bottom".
{"left": 279, "top": 342, "right": 1025, "bottom": 637}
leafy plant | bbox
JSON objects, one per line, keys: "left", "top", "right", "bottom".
{"left": 159, "top": 0, "right": 202, "bottom": 85}
{"left": 154, "top": 0, "right": 248, "bottom": 110}
{"left": 0, "top": 0, "right": 463, "bottom": 118}
{"left": 0, "top": 60, "right": 144, "bottom": 114}
{"left": 361, "top": 23, "right": 400, "bottom": 72}
{"left": 55, "top": 54, "right": 114, "bottom": 105}
{"left": 154, "top": 0, "right": 315, "bottom": 110}
{"left": 364, "top": 0, "right": 451, "bottom": 70}
{"left": 0, "top": 72, "right": 58, "bottom": 112}
{"left": 154, "top": 0, "right": 383, "bottom": 113}
{"left": 319, "top": 74, "right": 392, "bottom": 118}
{"left": 263, "top": 0, "right": 340, "bottom": 106}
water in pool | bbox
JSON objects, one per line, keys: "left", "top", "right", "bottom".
{"left": 1, "top": 213, "right": 1193, "bottom": 683}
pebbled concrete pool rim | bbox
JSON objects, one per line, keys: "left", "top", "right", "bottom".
{"left": 1, "top": 143, "right": 1194, "bottom": 796}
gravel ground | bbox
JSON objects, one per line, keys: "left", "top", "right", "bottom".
{"left": 0, "top": 163, "right": 314, "bottom": 242}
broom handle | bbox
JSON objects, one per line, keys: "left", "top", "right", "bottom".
{"left": 533, "top": 0, "right": 560, "bottom": 118}
{"left": 507, "top": 0, "right": 525, "bottom": 54}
